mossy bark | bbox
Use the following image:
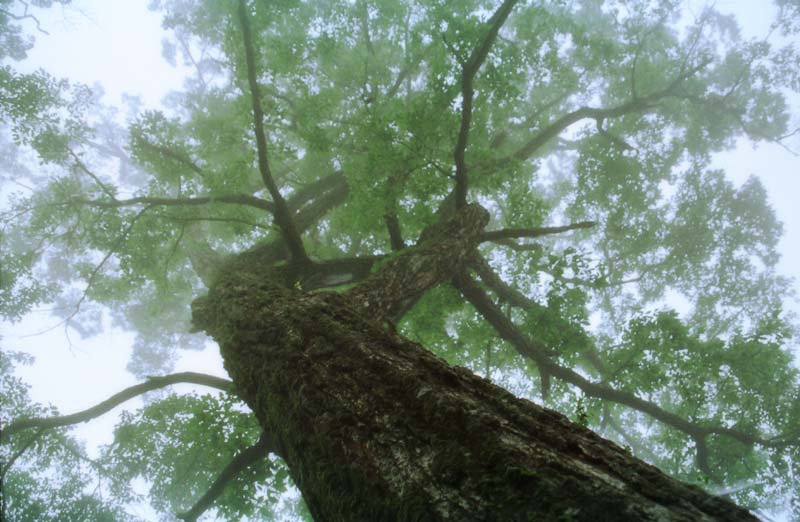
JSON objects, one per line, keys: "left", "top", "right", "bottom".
{"left": 192, "top": 205, "right": 757, "bottom": 522}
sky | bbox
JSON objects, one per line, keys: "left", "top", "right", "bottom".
{"left": 2, "top": 0, "right": 799, "bottom": 520}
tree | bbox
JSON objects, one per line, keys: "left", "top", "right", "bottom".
{"left": 2, "top": 0, "right": 799, "bottom": 520}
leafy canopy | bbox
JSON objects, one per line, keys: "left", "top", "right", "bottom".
{"left": 1, "top": 0, "right": 799, "bottom": 520}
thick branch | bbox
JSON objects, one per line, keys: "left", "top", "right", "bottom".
{"left": 2, "top": 373, "right": 233, "bottom": 440}
{"left": 236, "top": 0, "right": 307, "bottom": 262}
{"left": 384, "top": 212, "right": 406, "bottom": 251}
{"left": 275, "top": 255, "right": 383, "bottom": 291}
{"left": 481, "top": 221, "right": 596, "bottom": 242}
{"left": 453, "top": 0, "right": 518, "bottom": 208}
{"left": 471, "top": 253, "right": 608, "bottom": 379}
{"left": 470, "top": 253, "right": 537, "bottom": 309}
{"left": 286, "top": 172, "right": 347, "bottom": 213}
{"left": 177, "top": 431, "right": 276, "bottom": 522}
{"left": 226, "top": 173, "right": 350, "bottom": 269}
{"left": 347, "top": 204, "right": 489, "bottom": 319}
{"left": 161, "top": 215, "right": 271, "bottom": 231}
{"left": 490, "top": 238, "right": 543, "bottom": 252}
{"left": 294, "top": 174, "right": 349, "bottom": 232}
{"left": 454, "top": 275, "right": 792, "bottom": 452}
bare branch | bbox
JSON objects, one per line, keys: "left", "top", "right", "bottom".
{"left": 2, "top": 372, "right": 233, "bottom": 440}
{"left": 236, "top": 0, "right": 308, "bottom": 262}
{"left": 0, "top": 5, "right": 49, "bottom": 35}
{"left": 177, "top": 431, "right": 277, "bottom": 522}
{"left": 490, "top": 238, "right": 543, "bottom": 252}
{"left": 453, "top": 0, "right": 518, "bottom": 208}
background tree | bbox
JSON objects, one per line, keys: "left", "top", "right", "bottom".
{"left": 2, "top": 0, "right": 799, "bottom": 520}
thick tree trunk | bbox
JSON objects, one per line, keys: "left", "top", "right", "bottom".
{"left": 192, "top": 206, "right": 757, "bottom": 522}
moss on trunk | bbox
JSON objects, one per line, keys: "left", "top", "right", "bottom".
{"left": 191, "top": 203, "right": 757, "bottom": 521}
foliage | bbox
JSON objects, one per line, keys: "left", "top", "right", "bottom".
{"left": 103, "top": 392, "right": 297, "bottom": 520}
{"left": 0, "top": 348, "right": 136, "bottom": 522}
{"left": 1, "top": 0, "right": 799, "bottom": 519}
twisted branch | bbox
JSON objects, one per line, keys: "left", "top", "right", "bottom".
{"left": 2, "top": 372, "right": 233, "bottom": 440}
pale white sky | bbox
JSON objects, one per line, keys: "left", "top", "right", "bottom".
{"left": 3, "top": 1, "right": 798, "bottom": 520}
{"left": 7, "top": 0, "right": 226, "bottom": 458}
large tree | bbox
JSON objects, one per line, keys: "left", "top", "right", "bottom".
{"left": 2, "top": 0, "right": 800, "bottom": 520}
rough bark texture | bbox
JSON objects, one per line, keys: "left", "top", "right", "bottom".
{"left": 192, "top": 205, "right": 757, "bottom": 522}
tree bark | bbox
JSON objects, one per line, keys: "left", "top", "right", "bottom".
{"left": 192, "top": 206, "right": 757, "bottom": 522}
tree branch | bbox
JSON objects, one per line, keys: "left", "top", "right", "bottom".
{"left": 384, "top": 212, "right": 406, "bottom": 251}
{"left": 480, "top": 221, "right": 596, "bottom": 242}
{"left": 232, "top": 173, "right": 350, "bottom": 267}
{"left": 2, "top": 373, "right": 233, "bottom": 440}
{"left": 453, "top": 0, "right": 518, "bottom": 208}
{"left": 0, "top": 4, "right": 50, "bottom": 35}
{"left": 490, "top": 238, "right": 544, "bottom": 252}
{"left": 453, "top": 274, "right": 795, "bottom": 453}
{"left": 133, "top": 138, "right": 205, "bottom": 176}
{"left": 160, "top": 215, "right": 272, "bottom": 231}
{"left": 0, "top": 429, "right": 45, "bottom": 479}
{"left": 56, "top": 205, "right": 153, "bottom": 334}
{"left": 236, "top": 0, "right": 307, "bottom": 262}
{"left": 176, "top": 431, "right": 277, "bottom": 522}
{"left": 470, "top": 253, "right": 609, "bottom": 380}
{"left": 68, "top": 149, "right": 116, "bottom": 199}
{"left": 469, "top": 253, "right": 536, "bottom": 309}
{"left": 286, "top": 172, "right": 347, "bottom": 214}
{"left": 490, "top": 58, "right": 712, "bottom": 169}
{"left": 275, "top": 255, "right": 384, "bottom": 291}
{"left": 72, "top": 193, "right": 274, "bottom": 213}
{"left": 348, "top": 204, "right": 489, "bottom": 320}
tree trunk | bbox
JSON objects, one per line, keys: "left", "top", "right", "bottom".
{"left": 192, "top": 205, "right": 757, "bottom": 522}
